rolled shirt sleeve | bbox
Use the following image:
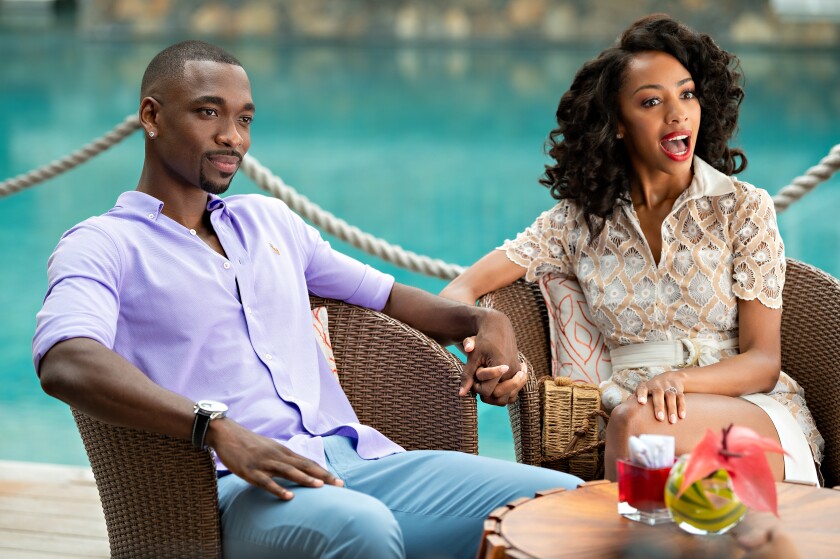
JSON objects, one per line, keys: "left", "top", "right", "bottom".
{"left": 33, "top": 222, "right": 121, "bottom": 373}
{"left": 286, "top": 203, "right": 395, "bottom": 311}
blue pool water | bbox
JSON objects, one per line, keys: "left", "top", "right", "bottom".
{"left": 2, "top": 30, "right": 839, "bottom": 466}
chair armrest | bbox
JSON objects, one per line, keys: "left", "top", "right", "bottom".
{"left": 477, "top": 280, "right": 552, "bottom": 379}
{"left": 507, "top": 352, "right": 543, "bottom": 466}
{"left": 478, "top": 282, "right": 549, "bottom": 467}
{"left": 311, "top": 297, "right": 477, "bottom": 454}
{"left": 72, "top": 409, "right": 222, "bottom": 559}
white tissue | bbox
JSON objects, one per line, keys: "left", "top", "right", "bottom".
{"left": 628, "top": 434, "right": 675, "bottom": 468}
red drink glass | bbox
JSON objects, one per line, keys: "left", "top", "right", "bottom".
{"left": 616, "top": 458, "right": 673, "bottom": 525}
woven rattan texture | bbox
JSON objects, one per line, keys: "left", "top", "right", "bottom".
{"left": 780, "top": 259, "right": 840, "bottom": 487}
{"left": 72, "top": 409, "right": 222, "bottom": 559}
{"left": 479, "top": 280, "right": 551, "bottom": 467}
{"left": 72, "top": 297, "right": 476, "bottom": 558}
{"left": 480, "top": 260, "right": 839, "bottom": 486}
{"left": 311, "top": 297, "right": 478, "bottom": 454}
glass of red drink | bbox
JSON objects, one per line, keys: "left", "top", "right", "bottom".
{"left": 616, "top": 458, "right": 674, "bottom": 525}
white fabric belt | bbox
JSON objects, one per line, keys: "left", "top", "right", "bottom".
{"left": 610, "top": 338, "right": 739, "bottom": 374}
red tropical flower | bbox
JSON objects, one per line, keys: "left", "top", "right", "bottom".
{"left": 678, "top": 424, "right": 788, "bottom": 515}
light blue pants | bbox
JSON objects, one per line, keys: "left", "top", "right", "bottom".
{"left": 218, "top": 436, "right": 581, "bottom": 559}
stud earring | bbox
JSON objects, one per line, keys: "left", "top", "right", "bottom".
{"left": 148, "top": 131, "right": 155, "bottom": 138}
{"left": 616, "top": 133, "right": 623, "bottom": 139}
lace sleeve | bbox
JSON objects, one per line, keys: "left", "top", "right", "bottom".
{"left": 500, "top": 203, "right": 573, "bottom": 282}
{"left": 730, "top": 185, "right": 785, "bottom": 309}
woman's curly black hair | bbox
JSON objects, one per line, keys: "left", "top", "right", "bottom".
{"left": 541, "top": 14, "right": 746, "bottom": 234}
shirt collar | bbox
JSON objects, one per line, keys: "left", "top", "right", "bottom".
{"left": 686, "top": 156, "right": 736, "bottom": 199}
{"left": 206, "top": 193, "right": 227, "bottom": 212}
{"left": 113, "top": 191, "right": 227, "bottom": 219}
{"left": 114, "top": 191, "right": 165, "bottom": 219}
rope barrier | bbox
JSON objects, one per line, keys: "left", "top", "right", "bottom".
{"left": 241, "top": 155, "right": 464, "bottom": 280}
{"left": 769, "top": 144, "right": 840, "bottom": 213}
{"left": 1, "top": 113, "right": 839, "bottom": 280}
{"left": 0, "top": 115, "right": 141, "bottom": 198}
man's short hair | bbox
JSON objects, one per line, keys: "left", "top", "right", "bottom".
{"left": 140, "top": 40, "right": 242, "bottom": 98}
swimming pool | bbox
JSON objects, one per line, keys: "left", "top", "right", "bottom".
{"left": 2, "top": 30, "right": 838, "bottom": 466}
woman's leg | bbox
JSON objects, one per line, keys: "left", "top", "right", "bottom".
{"left": 604, "top": 393, "right": 784, "bottom": 480}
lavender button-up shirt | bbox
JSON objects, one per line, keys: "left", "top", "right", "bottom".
{"left": 33, "top": 191, "right": 404, "bottom": 469}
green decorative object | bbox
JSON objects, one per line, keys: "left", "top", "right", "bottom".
{"left": 664, "top": 454, "right": 747, "bottom": 535}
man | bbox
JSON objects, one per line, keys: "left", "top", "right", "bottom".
{"left": 33, "top": 41, "right": 580, "bottom": 559}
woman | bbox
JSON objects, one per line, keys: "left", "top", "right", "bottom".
{"left": 441, "top": 14, "right": 823, "bottom": 483}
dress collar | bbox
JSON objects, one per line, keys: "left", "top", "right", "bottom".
{"left": 686, "top": 156, "right": 737, "bottom": 199}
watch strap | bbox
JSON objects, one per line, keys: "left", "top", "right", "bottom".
{"left": 192, "top": 408, "right": 212, "bottom": 450}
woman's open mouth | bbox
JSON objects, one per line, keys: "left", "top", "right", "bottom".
{"left": 659, "top": 130, "right": 692, "bottom": 162}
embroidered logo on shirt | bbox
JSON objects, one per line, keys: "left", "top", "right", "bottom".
{"left": 269, "top": 242, "right": 280, "bottom": 255}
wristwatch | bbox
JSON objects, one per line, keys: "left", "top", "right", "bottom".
{"left": 192, "top": 400, "right": 228, "bottom": 450}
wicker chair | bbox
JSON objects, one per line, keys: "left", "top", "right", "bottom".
{"left": 479, "top": 258, "right": 840, "bottom": 487}
{"left": 72, "top": 296, "right": 476, "bottom": 559}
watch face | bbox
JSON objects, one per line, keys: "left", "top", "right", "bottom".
{"left": 197, "top": 400, "right": 228, "bottom": 414}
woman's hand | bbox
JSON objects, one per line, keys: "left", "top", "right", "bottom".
{"left": 460, "top": 335, "right": 527, "bottom": 405}
{"left": 634, "top": 371, "right": 687, "bottom": 424}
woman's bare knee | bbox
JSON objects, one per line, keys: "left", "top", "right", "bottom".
{"left": 605, "top": 399, "right": 655, "bottom": 477}
{"left": 607, "top": 399, "right": 661, "bottom": 438}
{"left": 605, "top": 394, "right": 787, "bottom": 481}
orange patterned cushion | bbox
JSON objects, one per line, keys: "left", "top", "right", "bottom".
{"left": 312, "top": 306, "right": 339, "bottom": 382}
{"left": 538, "top": 273, "right": 612, "bottom": 384}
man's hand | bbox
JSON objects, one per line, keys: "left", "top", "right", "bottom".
{"left": 459, "top": 322, "right": 527, "bottom": 406}
{"left": 38, "top": 338, "right": 342, "bottom": 500}
{"left": 208, "top": 418, "right": 343, "bottom": 500}
{"left": 379, "top": 283, "right": 526, "bottom": 405}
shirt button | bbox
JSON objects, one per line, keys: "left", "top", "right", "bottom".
{"left": 147, "top": 213, "right": 155, "bottom": 219}
{"left": 265, "top": 353, "right": 273, "bottom": 361}
{"left": 189, "top": 229, "right": 197, "bottom": 236}
{"left": 223, "top": 261, "right": 231, "bottom": 269}
{"left": 245, "top": 306, "right": 252, "bottom": 314}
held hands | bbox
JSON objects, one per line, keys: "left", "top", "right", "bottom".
{"left": 634, "top": 371, "right": 686, "bottom": 424}
{"left": 207, "top": 418, "right": 343, "bottom": 500}
{"left": 459, "top": 334, "right": 527, "bottom": 406}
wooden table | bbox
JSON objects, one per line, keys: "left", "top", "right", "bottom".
{"left": 479, "top": 480, "right": 840, "bottom": 559}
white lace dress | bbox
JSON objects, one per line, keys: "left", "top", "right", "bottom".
{"left": 503, "top": 157, "right": 824, "bottom": 474}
